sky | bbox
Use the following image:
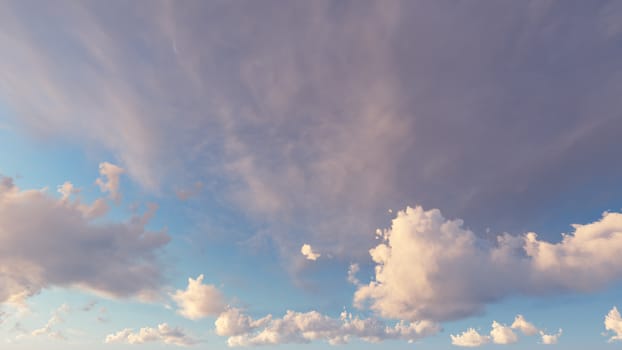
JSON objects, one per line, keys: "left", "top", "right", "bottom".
{"left": 1, "top": 0, "right": 622, "bottom": 348}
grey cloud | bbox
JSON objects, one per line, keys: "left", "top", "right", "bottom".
{"left": 0, "top": 176, "right": 169, "bottom": 304}
{"left": 1, "top": 0, "right": 621, "bottom": 263}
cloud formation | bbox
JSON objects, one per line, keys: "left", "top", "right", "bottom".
{"left": 451, "top": 315, "right": 556, "bottom": 347}
{"left": 105, "top": 323, "right": 196, "bottom": 346}
{"left": 355, "top": 206, "right": 622, "bottom": 321}
{"left": 604, "top": 306, "right": 622, "bottom": 342}
{"left": 300, "top": 244, "right": 321, "bottom": 261}
{"left": 215, "top": 308, "right": 439, "bottom": 347}
{"left": 172, "top": 275, "right": 226, "bottom": 320}
{"left": 95, "top": 162, "right": 125, "bottom": 202}
{"left": 3, "top": 1, "right": 622, "bottom": 265}
{"left": 0, "top": 174, "right": 169, "bottom": 305}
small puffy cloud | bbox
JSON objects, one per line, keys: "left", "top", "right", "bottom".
{"left": 105, "top": 323, "right": 196, "bottom": 346}
{"left": 0, "top": 174, "right": 169, "bottom": 305}
{"left": 172, "top": 275, "right": 226, "bottom": 320}
{"left": 539, "top": 329, "right": 562, "bottom": 344}
{"left": 215, "top": 308, "right": 439, "bottom": 347}
{"left": 355, "top": 206, "right": 622, "bottom": 322}
{"left": 490, "top": 321, "right": 518, "bottom": 344}
{"left": 347, "top": 263, "right": 360, "bottom": 285}
{"left": 452, "top": 315, "right": 553, "bottom": 347}
{"left": 604, "top": 306, "right": 622, "bottom": 342}
{"left": 95, "top": 162, "right": 125, "bottom": 202}
{"left": 57, "top": 181, "right": 79, "bottom": 201}
{"left": 512, "top": 314, "right": 539, "bottom": 336}
{"left": 451, "top": 328, "right": 490, "bottom": 347}
{"left": 300, "top": 244, "right": 320, "bottom": 261}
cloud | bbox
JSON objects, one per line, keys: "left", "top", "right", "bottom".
{"left": 95, "top": 162, "right": 125, "bottom": 202}
{"left": 172, "top": 275, "right": 226, "bottom": 320}
{"left": 539, "top": 329, "right": 562, "bottom": 344}
{"left": 452, "top": 315, "right": 550, "bottom": 347}
{"left": 511, "top": 314, "right": 539, "bottom": 336}
{"left": 57, "top": 181, "right": 80, "bottom": 201}
{"left": 450, "top": 328, "right": 490, "bottom": 347}
{"left": 604, "top": 306, "right": 622, "bottom": 342}
{"left": 346, "top": 263, "right": 360, "bottom": 285}
{"left": 355, "top": 206, "right": 622, "bottom": 322}
{"left": 215, "top": 308, "right": 439, "bottom": 347}
{"left": 5, "top": 1, "right": 622, "bottom": 267}
{"left": 300, "top": 244, "right": 321, "bottom": 261}
{"left": 0, "top": 173, "right": 169, "bottom": 305}
{"left": 175, "top": 182, "right": 204, "bottom": 201}
{"left": 31, "top": 304, "right": 70, "bottom": 340}
{"left": 490, "top": 321, "right": 518, "bottom": 344}
{"left": 105, "top": 323, "right": 196, "bottom": 346}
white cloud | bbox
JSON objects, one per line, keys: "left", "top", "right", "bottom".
{"left": 355, "top": 206, "right": 622, "bottom": 321}
{"left": 95, "top": 162, "right": 125, "bottom": 202}
{"left": 347, "top": 263, "right": 360, "bottom": 285}
{"left": 215, "top": 308, "right": 439, "bottom": 347}
{"left": 0, "top": 174, "right": 169, "bottom": 305}
{"left": 511, "top": 314, "right": 539, "bottom": 336}
{"left": 604, "top": 306, "right": 622, "bottom": 342}
{"left": 300, "top": 244, "right": 321, "bottom": 261}
{"left": 452, "top": 315, "right": 549, "bottom": 347}
{"left": 172, "top": 275, "right": 226, "bottom": 320}
{"left": 450, "top": 328, "right": 490, "bottom": 347}
{"left": 105, "top": 323, "right": 196, "bottom": 346}
{"left": 31, "top": 304, "right": 70, "bottom": 340}
{"left": 539, "top": 329, "right": 562, "bottom": 344}
{"left": 490, "top": 321, "right": 518, "bottom": 344}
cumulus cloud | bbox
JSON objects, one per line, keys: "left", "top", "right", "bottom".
{"left": 452, "top": 315, "right": 551, "bottom": 347}
{"left": 539, "top": 329, "right": 562, "bottom": 344}
{"left": 172, "top": 275, "right": 226, "bottom": 320}
{"left": 105, "top": 323, "right": 196, "bottom": 346}
{"left": 300, "top": 244, "right": 321, "bottom": 261}
{"left": 450, "top": 328, "right": 490, "bottom": 347}
{"left": 95, "top": 162, "right": 125, "bottom": 202}
{"left": 0, "top": 174, "right": 169, "bottom": 305}
{"left": 355, "top": 206, "right": 622, "bottom": 322}
{"left": 215, "top": 308, "right": 439, "bottom": 347}
{"left": 604, "top": 306, "right": 622, "bottom": 342}
{"left": 511, "top": 314, "right": 539, "bottom": 336}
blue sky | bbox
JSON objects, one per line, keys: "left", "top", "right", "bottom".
{"left": 1, "top": 0, "right": 622, "bottom": 348}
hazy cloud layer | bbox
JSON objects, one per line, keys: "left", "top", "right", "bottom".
{"left": 2, "top": 1, "right": 622, "bottom": 262}
{"left": 0, "top": 175, "right": 169, "bottom": 305}
{"left": 355, "top": 206, "right": 622, "bottom": 321}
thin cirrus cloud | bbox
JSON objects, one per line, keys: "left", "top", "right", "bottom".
{"left": 1, "top": 1, "right": 622, "bottom": 265}
{"left": 0, "top": 164, "right": 169, "bottom": 306}
{"left": 355, "top": 206, "right": 622, "bottom": 322}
